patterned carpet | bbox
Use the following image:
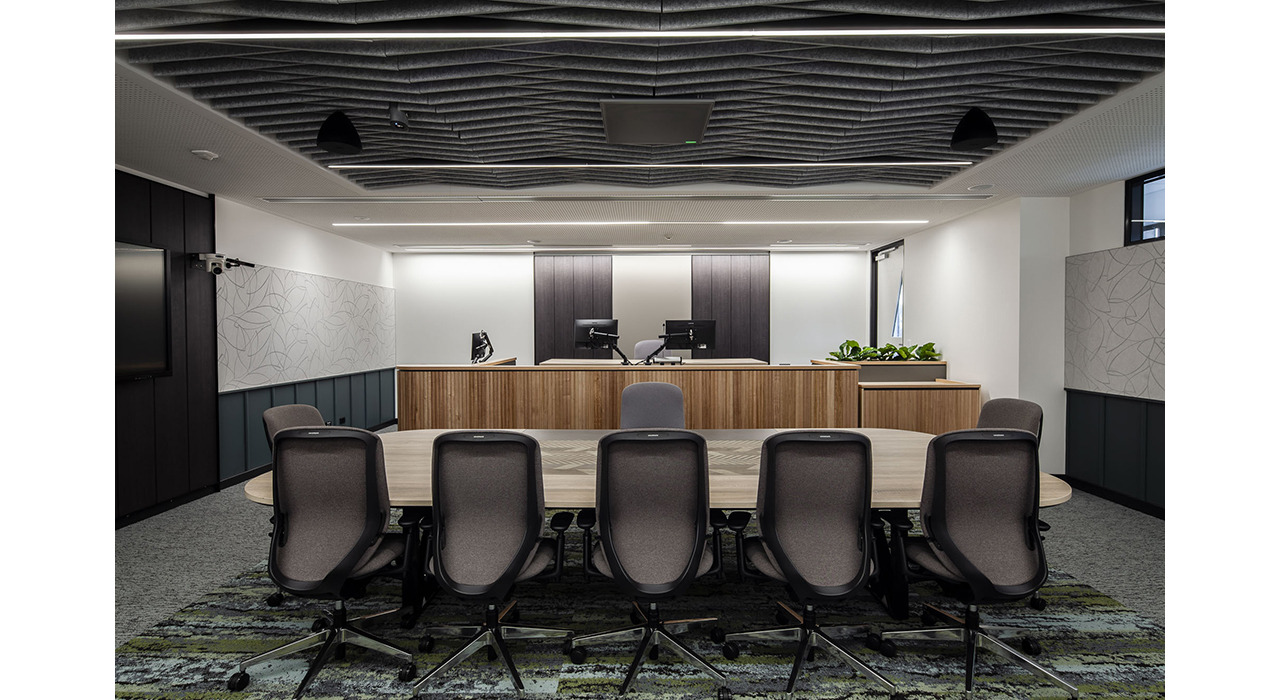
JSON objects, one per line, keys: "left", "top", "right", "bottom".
{"left": 116, "top": 527, "right": 1164, "bottom": 699}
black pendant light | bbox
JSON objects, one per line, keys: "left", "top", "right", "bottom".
{"left": 316, "top": 111, "right": 362, "bottom": 155}
{"left": 950, "top": 107, "right": 998, "bottom": 150}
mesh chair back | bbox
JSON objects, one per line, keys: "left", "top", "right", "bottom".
{"left": 757, "top": 431, "right": 873, "bottom": 598}
{"left": 597, "top": 430, "right": 708, "bottom": 598}
{"left": 269, "top": 427, "right": 389, "bottom": 598}
{"left": 634, "top": 339, "right": 673, "bottom": 359}
{"left": 976, "top": 398, "right": 1043, "bottom": 443}
{"left": 431, "top": 431, "right": 543, "bottom": 599}
{"left": 920, "top": 429, "right": 1046, "bottom": 601}
{"left": 619, "top": 382, "right": 685, "bottom": 429}
{"left": 263, "top": 404, "right": 326, "bottom": 449}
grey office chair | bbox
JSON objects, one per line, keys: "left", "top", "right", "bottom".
{"left": 976, "top": 397, "right": 1050, "bottom": 612}
{"left": 619, "top": 381, "right": 685, "bottom": 429}
{"left": 721, "top": 431, "right": 902, "bottom": 700}
{"left": 262, "top": 404, "right": 327, "bottom": 608}
{"left": 412, "top": 431, "right": 573, "bottom": 697}
{"left": 977, "top": 398, "right": 1044, "bottom": 439}
{"left": 567, "top": 430, "right": 730, "bottom": 698}
{"left": 227, "top": 428, "right": 417, "bottom": 698}
{"left": 634, "top": 339, "right": 674, "bottom": 363}
{"left": 878, "top": 429, "right": 1079, "bottom": 698}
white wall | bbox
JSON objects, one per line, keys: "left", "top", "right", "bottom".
{"left": 215, "top": 199, "right": 393, "bottom": 288}
{"left": 770, "top": 252, "right": 870, "bottom": 365}
{"left": 612, "top": 255, "right": 692, "bottom": 358}
{"left": 1069, "top": 181, "right": 1124, "bottom": 256}
{"left": 1019, "top": 198, "right": 1070, "bottom": 474}
{"left": 393, "top": 254, "right": 535, "bottom": 365}
{"left": 904, "top": 200, "right": 1022, "bottom": 401}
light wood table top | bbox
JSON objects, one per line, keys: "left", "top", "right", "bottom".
{"left": 244, "top": 427, "right": 1072, "bottom": 510}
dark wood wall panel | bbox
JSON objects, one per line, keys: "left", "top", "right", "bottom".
{"left": 116, "top": 171, "right": 219, "bottom": 522}
{"left": 534, "top": 255, "right": 613, "bottom": 364}
{"left": 691, "top": 254, "right": 770, "bottom": 362}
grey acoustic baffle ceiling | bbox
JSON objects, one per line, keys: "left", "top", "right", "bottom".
{"left": 116, "top": 1, "right": 1164, "bottom": 191}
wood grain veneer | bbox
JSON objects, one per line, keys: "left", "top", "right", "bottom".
{"left": 397, "top": 363, "right": 860, "bottom": 431}
{"left": 244, "top": 427, "right": 1072, "bottom": 510}
{"left": 858, "top": 380, "right": 981, "bottom": 435}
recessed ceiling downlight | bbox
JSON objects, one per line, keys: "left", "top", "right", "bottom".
{"left": 967, "top": 184, "right": 995, "bottom": 191}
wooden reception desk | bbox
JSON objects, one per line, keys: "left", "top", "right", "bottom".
{"left": 397, "top": 360, "right": 860, "bottom": 431}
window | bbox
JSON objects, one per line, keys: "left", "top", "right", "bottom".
{"left": 1124, "top": 169, "right": 1164, "bottom": 245}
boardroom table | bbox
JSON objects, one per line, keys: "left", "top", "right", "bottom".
{"left": 244, "top": 427, "right": 1072, "bottom": 620}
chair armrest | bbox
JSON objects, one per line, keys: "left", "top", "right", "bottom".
{"left": 877, "top": 509, "right": 912, "bottom": 533}
{"left": 710, "top": 508, "right": 727, "bottom": 529}
{"left": 576, "top": 508, "right": 597, "bottom": 531}
{"left": 726, "top": 510, "right": 752, "bottom": 533}
{"left": 1038, "top": 519, "right": 1051, "bottom": 532}
{"left": 549, "top": 511, "right": 574, "bottom": 533}
{"left": 398, "top": 508, "right": 430, "bottom": 529}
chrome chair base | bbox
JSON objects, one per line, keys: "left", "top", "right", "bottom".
{"left": 231, "top": 600, "right": 415, "bottom": 699}
{"left": 724, "top": 601, "right": 898, "bottom": 699}
{"left": 571, "top": 601, "right": 727, "bottom": 695}
{"left": 412, "top": 600, "right": 572, "bottom": 698}
{"left": 880, "top": 603, "right": 1079, "bottom": 698}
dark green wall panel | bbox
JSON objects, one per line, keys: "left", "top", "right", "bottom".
{"left": 217, "top": 393, "right": 246, "bottom": 482}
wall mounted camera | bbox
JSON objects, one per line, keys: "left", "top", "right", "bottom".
{"left": 192, "top": 253, "right": 255, "bottom": 275}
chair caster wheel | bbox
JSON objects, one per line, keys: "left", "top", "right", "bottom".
{"left": 312, "top": 618, "right": 330, "bottom": 632}
{"left": 334, "top": 644, "right": 346, "bottom": 661}
{"left": 775, "top": 609, "right": 790, "bottom": 624}
{"left": 398, "top": 663, "right": 418, "bottom": 682}
{"left": 568, "top": 646, "right": 588, "bottom": 664}
{"left": 419, "top": 635, "right": 435, "bottom": 653}
{"left": 630, "top": 608, "right": 645, "bottom": 624}
{"left": 1029, "top": 596, "right": 1048, "bottom": 611}
{"left": 400, "top": 614, "right": 417, "bottom": 629}
{"left": 722, "top": 641, "right": 741, "bottom": 660}
{"left": 487, "top": 646, "right": 498, "bottom": 661}
{"left": 920, "top": 609, "right": 938, "bottom": 626}
{"left": 865, "top": 633, "right": 881, "bottom": 651}
{"left": 718, "top": 687, "right": 732, "bottom": 700}
{"left": 709, "top": 627, "right": 726, "bottom": 643}
{"left": 227, "top": 671, "right": 250, "bottom": 691}
{"left": 505, "top": 606, "right": 521, "bottom": 624}
{"left": 649, "top": 645, "right": 660, "bottom": 660}
{"left": 879, "top": 639, "right": 898, "bottom": 658}
{"left": 806, "top": 647, "right": 815, "bottom": 662}
{"left": 1021, "top": 638, "right": 1042, "bottom": 656}
{"left": 266, "top": 592, "right": 284, "bottom": 607}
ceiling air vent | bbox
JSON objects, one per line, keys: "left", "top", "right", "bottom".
{"left": 600, "top": 99, "right": 714, "bottom": 144}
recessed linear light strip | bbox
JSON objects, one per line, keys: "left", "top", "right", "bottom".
{"left": 334, "top": 220, "right": 928, "bottom": 227}
{"left": 329, "top": 161, "right": 970, "bottom": 171}
{"left": 262, "top": 193, "right": 992, "bottom": 203}
{"left": 116, "top": 27, "right": 1164, "bottom": 42}
{"left": 397, "top": 245, "right": 866, "bottom": 253}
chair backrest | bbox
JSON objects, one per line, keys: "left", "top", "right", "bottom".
{"left": 756, "top": 430, "right": 874, "bottom": 600}
{"left": 596, "top": 429, "right": 709, "bottom": 599}
{"left": 920, "top": 429, "right": 1046, "bottom": 602}
{"left": 263, "top": 404, "right": 326, "bottom": 449}
{"left": 634, "top": 339, "right": 672, "bottom": 360}
{"left": 976, "top": 398, "right": 1043, "bottom": 443}
{"left": 268, "top": 427, "right": 390, "bottom": 599}
{"left": 619, "top": 381, "right": 685, "bottom": 429}
{"left": 431, "top": 431, "right": 544, "bottom": 600}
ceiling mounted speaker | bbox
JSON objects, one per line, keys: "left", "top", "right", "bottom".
{"left": 317, "top": 111, "right": 362, "bottom": 154}
{"left": 951, "top": 107, "right": 998, "bottom": 150}
{"left": 600, "top": 99, "right": 714, "bottom": 144}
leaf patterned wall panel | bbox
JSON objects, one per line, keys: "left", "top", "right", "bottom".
{"left": 1065, "top": 242, "right": 1164, "bottom": 400}
{"left": 216, "top": 265, "right": 395, "bottom": 391}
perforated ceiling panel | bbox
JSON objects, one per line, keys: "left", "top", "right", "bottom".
{"left": 117, "top": 1, "right": 1164, "bottom": 190}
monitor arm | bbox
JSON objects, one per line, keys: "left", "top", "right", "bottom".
{"left": 587, "top": 328, "right": 630, "bottom": 365}
{"left": 471, "top": 330, "right": 494, "bottom": 364}
{"left": 644, "top": 330, "right": 693, "bottom": 364}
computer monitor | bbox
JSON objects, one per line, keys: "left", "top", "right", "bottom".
{"left": 573, "top": 318, "right": 619, "bottom": 349}
{"left": 663, "top": 319, "right": 716, "bottom": 350}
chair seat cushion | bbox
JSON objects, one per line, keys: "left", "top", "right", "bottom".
{"left": 427, "top": 537, "right": 556, "bottom": 583}
{"left": 903, "top": 537, "right": 966, "bottom": 583}
{"left": 591, "top": 541, "right": 715, "bottom": 580}
{"left": 352, "top": 533, "right": 406, "bottom": 578}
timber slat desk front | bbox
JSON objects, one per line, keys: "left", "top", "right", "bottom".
{"left": 396, "top": 360, "right": 860, "bottom": 431}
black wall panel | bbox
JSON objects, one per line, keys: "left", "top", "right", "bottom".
{"left": 1065, "top": 389, "right": 1164, "bottom": 512}
{"left": 116, "top": 171, "right": 219, "bottom": 522}
{"left": 691, "top": 254, "right": 770, "bottom": 362}
{"left": 534, "top": 254, "right": 613, "bottom": 364}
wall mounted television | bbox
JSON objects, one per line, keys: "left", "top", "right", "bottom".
{"left": 116, "top": 242, "right": 172, "bottom": 380}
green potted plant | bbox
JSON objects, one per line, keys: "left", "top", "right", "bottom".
{"left": 827, "top": 341, "right": 941, "bottom": 362}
